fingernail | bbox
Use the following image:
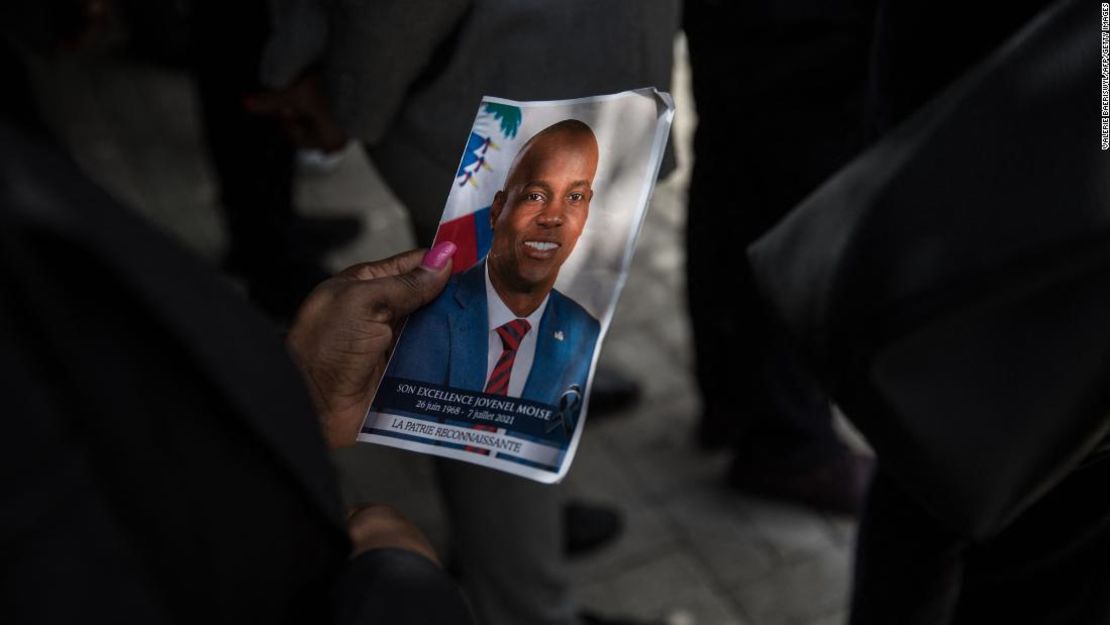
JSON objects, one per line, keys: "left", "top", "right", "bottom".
{"left": 421, "top": 241, "right": 457, "bottom": 270}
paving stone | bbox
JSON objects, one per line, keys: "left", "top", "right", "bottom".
{"left": 577, "top": 550, "right": 751, "bottom": 625}
{"left": 822, "top": 516, "right": 857, "bottom": 550}
{"left": 741, "top": 499, "right": 845, "bottom": 563}
{"left": 647, "top": 182, "right": 689, "bottom": 230}
{"left": 729, "top": 548, "right": 852, "bottom": 625}
{"left": 595, "top": 400, "right": 725, "bottom": 501}
{"left": 565, "top": 429, "right": 680, "bottom": 583}
{"left": 802, "top": 610, "right": 847, "bottom": 625}
{"left": 663, "top": 488, "right": 779, "bottom": 587}
{"left": 598, "top": 336, "right": 695, "bottom": 406}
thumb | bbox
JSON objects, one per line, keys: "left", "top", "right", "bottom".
{"left": 368, "top": 242, "right": 456, "bottom": 321}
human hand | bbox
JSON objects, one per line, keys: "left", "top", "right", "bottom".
{"left": 346, "top": 504, "right": 440, "bottom": 563}
{"left": 244, "top": 72, "right": 349, "bottom": 152}
{"left": 287, "top": 243, "right": 456, "bottom": 449}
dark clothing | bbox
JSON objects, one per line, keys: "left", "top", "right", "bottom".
{"left": 749, "top": 0, "right": 1110, "bottom": 621}
{"left": 852, "top": 452, "right": 1110, "bottom": 625}
{"left": 0, "top": 119, "right": 471, "bottom": 624}
{"left": 191, "top": 0, "right": 330, "bottom": 320}
{"left": 866, "top": 0, "right": 1056, "bottom": 137}
{"left": 192, "top": 0, "right": 297, "bottom": 255}
{"left": 261, "top": 0, "right": 678, "bottom": 245}
{"left": 683, "top": 0, "right": 875, "bottom": 467}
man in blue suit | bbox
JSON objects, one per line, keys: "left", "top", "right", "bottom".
{"left": 387, "top": 119, "right": 601, "bottom": 422}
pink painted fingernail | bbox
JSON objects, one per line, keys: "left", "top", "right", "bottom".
{"left": 421, "top": 241, "right": 457, "bottom": 270}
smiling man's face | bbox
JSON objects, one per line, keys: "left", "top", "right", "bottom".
{"left": 487, "top": 121, "right": 599, "bottom": 298}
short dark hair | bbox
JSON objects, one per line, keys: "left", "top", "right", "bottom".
{"left": 502, "top": 119, "right": 598, "bottom": 189}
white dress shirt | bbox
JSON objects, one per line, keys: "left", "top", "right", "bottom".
{"left": 484, "top": 265, "right": 549, "bottom": 398}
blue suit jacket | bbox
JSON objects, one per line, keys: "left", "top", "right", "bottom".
{"left": 387, "top": 262, "right": 600, "bottom": 408}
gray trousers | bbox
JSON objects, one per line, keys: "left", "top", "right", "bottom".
{"left": 435, "top": 458, "right": 577, "bottom": 625}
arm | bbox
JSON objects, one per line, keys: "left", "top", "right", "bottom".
{"left": 287, "top": 243, "right": 474, "bottom": 624}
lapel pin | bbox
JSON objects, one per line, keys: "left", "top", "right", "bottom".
{"left": 554, "top": 330, "right": 565, "bottom": 341}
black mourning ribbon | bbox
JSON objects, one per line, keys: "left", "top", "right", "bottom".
{"left": 545, "top": 384, "right": 583, "bottom": 438}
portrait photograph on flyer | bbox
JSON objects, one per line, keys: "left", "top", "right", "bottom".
{"left": 359, "top": 88, "right": 674, "bottom": 482}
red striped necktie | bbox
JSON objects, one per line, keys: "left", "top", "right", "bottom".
{"left": 485, "top": 318, "right": 532, "bottom": 396}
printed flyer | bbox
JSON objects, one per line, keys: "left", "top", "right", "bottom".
{"left": 359, "top": 88, "right": 674, "bottom": 482}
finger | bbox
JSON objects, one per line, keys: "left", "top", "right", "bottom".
{"left": 339, "top": 248, "right": 428, "bottom": 280}
{"left": 363, "top": 242, "right": 457, "bottom": 322}
{"left": 340, "top": 238, "right": 457, "bottom": 280}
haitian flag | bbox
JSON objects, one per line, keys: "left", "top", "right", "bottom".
{"left": 433, "top": 101, "right": 525, "bottom": 273}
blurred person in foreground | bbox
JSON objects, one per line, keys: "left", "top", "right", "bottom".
{"left": 751, "top": 0, "right": 1110, "bottom": 623}
{"left": 0, "top": 3, "right": 471, "bottom": 623}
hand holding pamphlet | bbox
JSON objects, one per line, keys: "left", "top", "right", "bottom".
{"left": 360, "top": 88, "right": 674, "bottom": 482}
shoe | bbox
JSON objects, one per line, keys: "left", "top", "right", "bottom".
{"left": 588, "top": 366, "right": 641, "bottom": 418}
{"left": 564, "top": 500, "right": 623, "bottom": 557}
{"left": 727, "top": 452, "right": 874, "bottom": 516}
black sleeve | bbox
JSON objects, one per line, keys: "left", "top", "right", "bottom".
{"left": 0, "top": 288, "right": 175, "bottom": 624}
{"left": 0, "top": 119, "right": 469, "bottom": 625}
{"left": 334, "top": 549, "right": 474, "bottom": 625}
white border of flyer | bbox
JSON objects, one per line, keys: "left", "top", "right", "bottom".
{"left": 358, "top": 88, "right": 675, "bottom": 482}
